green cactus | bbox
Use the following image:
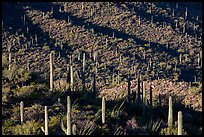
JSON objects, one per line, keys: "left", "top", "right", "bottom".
{"left": 77, "top": 52, "right": 90, "bottom": 92}
{"left": 168, "top": 96, "right": 173, "bottom": 129}
{"left": 178, "top": 111, "right": 183, "bottom": 135}
{"left": 102, "top": 97, "right": 105, "bottom": 124}
{"left": 61, "top": 96, "right": 71, "bottom": 135}
{"left": 41, "top": 106, "right": 49, "bottom": 135}
{"left": 50, "top": 52, "right": 53, "bottom": 92}
{"left": 20, "top": 101, "right": 24, "bottom": 124}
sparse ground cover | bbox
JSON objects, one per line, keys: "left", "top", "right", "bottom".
{"left": 2, "top": 2, "right": 202, "bottom": 135}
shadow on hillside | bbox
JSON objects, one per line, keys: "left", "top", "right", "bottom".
{"left": 114, "top": 2, "right": 201, "bottom": 39}
{"left": 2, "top": 2, "right": 74, "bottom": 58}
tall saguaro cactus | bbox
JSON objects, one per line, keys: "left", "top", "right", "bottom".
{"left": 41, "top": 106, "right": 49, "bottom": 135}
{"left": 8, "top": 52, "right": 12, "bottom": 71}
{"left": 50, "top": 52, "right": 53, "bottom": 91}
{"left": 20, "top": 101, "right": 24, "bottom": 124}
{"left": 102, "top": 97, "right": 105, "bottom": 124}
{"left": 168, "top": 96, "right": 173, "bottom": 129}
{"left": 70, "top": 65, "right": 74, "bottom": 91}
{"left": 77, "top": 52, "right": 89, "bottom": 92}
{"left": 61, "top": 96, "right": 71, "bottom": 135}
{"left": 178, "top": 111, "right": 183, "bottom": 135}
{"left": 8, "top": 46, "right": 12, "bottom": 71}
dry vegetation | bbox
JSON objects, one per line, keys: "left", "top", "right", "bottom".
{"left": 2, "top": 2, "right": 202, "bottom": 135}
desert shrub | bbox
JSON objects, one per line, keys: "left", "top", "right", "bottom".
{"left": 54, "top": 79, "right": 69, "bottom": 92}
{"left": 109, "top": 99, "right": 125, "bottom": 120}
{"left": 12, "top": 84, "right": 47, "bottom": 100}
{"left": 97, "top": 124, "right": 110, "bottom": 135}
{"left": 23, "top": 104, "right": 44, "bottom": 122}
{"left": 47, "top": 115, "right": 62, "bottom": 135}
{"left": 125, "top": 117, "right": 148, "bottom": 135}
{"left": 11, "top": 120, "right": 42, "bottom": 135}
{"left": 2, "top": 54, "right": 8, "bottom": 69}
{"left": 74, "top": 119, "right": 97, "bottom": 135}
{"left": 160, "top": 127, "right": 187, "bottom": 135}
{"left": 2, "top": 119, "right": 14, "bottom": 135}
{"left": 146, "top": 119, "right": 162, "bottom": 135}
{"left": 2, "top": 87, "right": 13, "bottom": 105}
{"left": 2, "top": 64, "right": 31, "bottom": 87}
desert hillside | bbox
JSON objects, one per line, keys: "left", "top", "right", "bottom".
{"left": 2, "top": 2, "right": 202, "bottom": 135}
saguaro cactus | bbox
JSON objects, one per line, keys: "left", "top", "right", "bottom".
{"left": 61, "top": 96, "right": 71, "bottom": 135}
{"left": 102, "top": 97, "right": 105, "bottom": 124}
{"left": 20, "top": 101, "right": 24, "bottom": 124}
{"left": 8, "top": 52, "right": 12, "bottom": 70}
{"left": 178, "top": 111, "right": 183, "bottom": 135}
{"left": 77, "top": 52, "right": 89, "bottom": 92}
{"left": 8, "top": 46, "right": 12, "bottom": 71}
{"left": 138, "top": 16, "right": 141, "bottom": 25}
{"left": 41, "top": 106, "right": 49, "bottom": 135}
{"left": 168, "top": 96, "right": 173, "bottom": 129}
{"left": 185, "top": 7, "right": 188, "bottom": 19}
{"left": 50, "top": 52, "right": 53, "bottom": 91}
{"left": 72, "top": 124, "right": 77, "bottom": 135}
{"left": 70, "top": 65, "right": 74, "bottom": 91}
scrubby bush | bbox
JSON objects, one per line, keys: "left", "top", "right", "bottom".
{"left": 12, "top": 84, "right": 47, "bottom": 100}
{"left": 160, "top": 127, "right": 187, "bottom": 135}
{"left": 11, "top": 120, "right": 42, "bottom": 135}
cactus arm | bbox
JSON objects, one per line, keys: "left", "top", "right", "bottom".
{"left": 60, "top": 119, "right": 67, "bottom": 134}
{"left": 41, "top": 126, "right": 45, "bottom": 133}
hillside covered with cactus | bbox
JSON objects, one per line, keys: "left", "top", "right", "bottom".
{"left": 2, "top": 2, "right": 202, "bottom": 135}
